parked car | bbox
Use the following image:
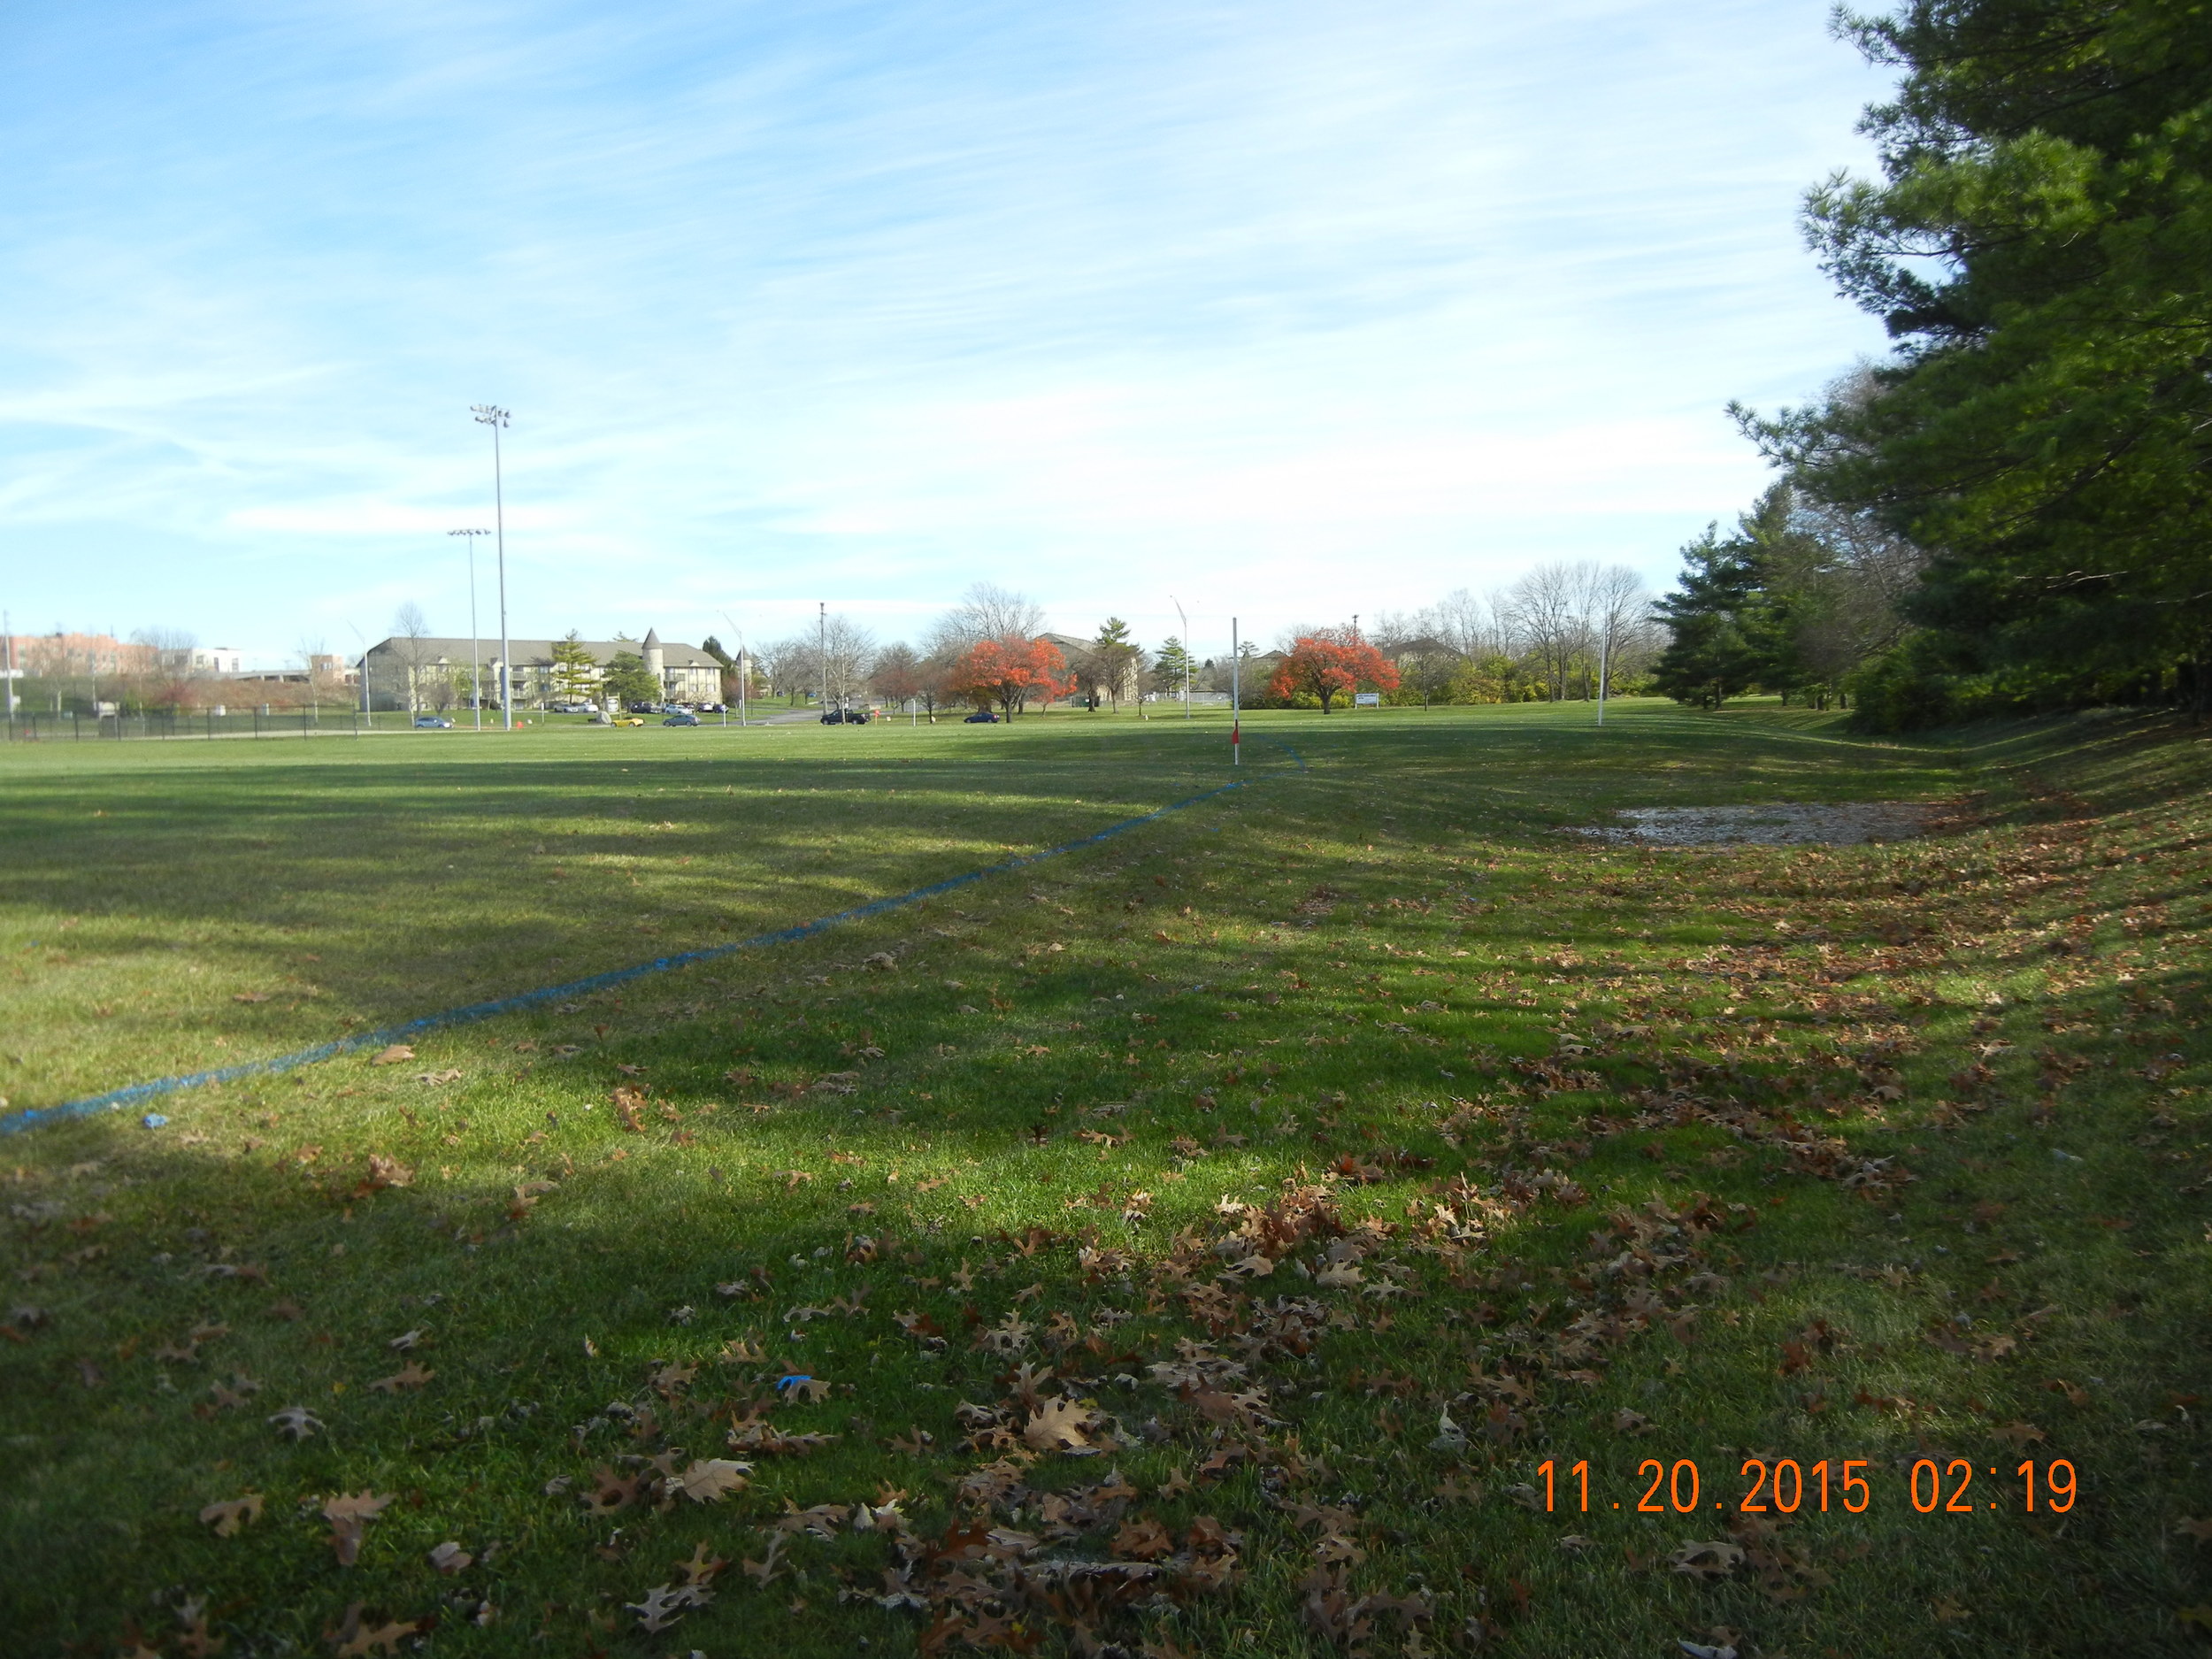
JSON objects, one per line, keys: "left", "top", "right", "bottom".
{"left": 699, "top": 703, "right": 726, "bottom": 714}
{"left": 819, "top": 708, "right": 870, "bottom": 725}
{"left": 549, "top": 701, "right": 595, "bottom": 714}
{"left": 614, "top": 716, "right": 645, "bottom": 726}
{"left": 413, "top": 715, "right": 453, "bottom": 729}
{"left": 662, "top": 711, "right": 700, "bottom": 726}
{"left": 626, "top": 702, "right": 659, "bottom": 714}
{"left": 964, "top": 709, "right": 999, "bottom": 724}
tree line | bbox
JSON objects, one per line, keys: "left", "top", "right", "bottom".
{"left": 1657, "top": 0, "right": 2212, "bottom": 727}
{"left": 736, "top": 568, "right": 1661, "bottom": 718}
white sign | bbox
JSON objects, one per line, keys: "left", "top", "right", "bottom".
{"left": 1354, "top": 691, "right": 1381, "bottom": 707}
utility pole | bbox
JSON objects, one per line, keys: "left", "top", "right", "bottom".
{"left": 470, "top": 406, "right": 512, "bottom": 729}
{"left": 2, "top": 608, "right": 13, "bottom": 741}
{"left": 449, "top": 529, "right": 490, "bottom": 731}
{"left": 1596, "top": 626, "right": 1610, "bottom": 727}
{"left": 818, "top": 602, "right": 827, "bottom": 717}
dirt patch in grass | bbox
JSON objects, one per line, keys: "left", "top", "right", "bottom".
{"left": 1571, "top": 800, "right": 1937, "bottom": 847}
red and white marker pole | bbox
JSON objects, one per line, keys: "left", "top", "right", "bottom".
{"left": 1230, "top": 616, "right": 1240, "bottom": 765}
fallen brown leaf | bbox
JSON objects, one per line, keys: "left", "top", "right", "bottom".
{"left": 198, "top": 1494, "right": 264, "bottom": 1536}
{"left": 368, "top": 1361, "right": 434, "bottom": 1393}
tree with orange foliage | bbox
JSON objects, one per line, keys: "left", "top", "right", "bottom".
{"left": 944, "top": 636, "right": 1071, "bottom": 719}
{"left": 1267, "top": 633, "right": 1399, "bottom": 713}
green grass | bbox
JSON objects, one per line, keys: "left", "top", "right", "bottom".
{"left": 4, "top": 700, "right": 2208, "bottom": 1657}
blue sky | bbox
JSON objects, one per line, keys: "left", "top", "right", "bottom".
{"left": 0, "top": 0, "right": 1893, "bottom": 666}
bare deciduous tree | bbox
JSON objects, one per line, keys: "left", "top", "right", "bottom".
{"left": 390, "top": 603, "right": 434, "bottom": 711}
{"left": 929, "top": 583, "right": 1045, "bottom": 656}
{"left": 870, "top": 641, "right": 926, "bottom": 708}
{"left": 1502, "top": 565, "right": 1589, "bottom": 700}
{"left": 131, "top": 626, "right": 199, "bottom": 675}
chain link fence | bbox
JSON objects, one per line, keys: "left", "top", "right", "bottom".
{"left": 2, "top": 706, "right": 389, "bottom": 742}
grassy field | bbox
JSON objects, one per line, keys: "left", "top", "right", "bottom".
{"left": 3, "top": 701, "right": 2208, "bottom": 1657}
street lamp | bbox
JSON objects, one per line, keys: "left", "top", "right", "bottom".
{"left": 470, "top": 406, "right": 512, "bottom": 729}
{"left": 1170, "top": 595, "right": 1191, "bottom": 719}
{"left": 449, "top": 529, "right": 491, "bottom": 732}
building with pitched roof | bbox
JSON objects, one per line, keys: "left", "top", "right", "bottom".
{"left": 360, "top": 630, "right": 722, "bottom": 710}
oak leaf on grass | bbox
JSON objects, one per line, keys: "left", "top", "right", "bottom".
{"left": 1110, "top": 1517, "right": 1174, "bottom": 1561}
{"left": 267, "top": 1404, "right": 324, "bottom": 1440}
{"left": 678, "top": 1540, "right": 728, "bottom": 1586}
{"left": 628, "top": 1583, "right": 711, "bottom": 1632}
{"left": 672, "top": 1458, "right": 752, "bottom": 1502}
{"left": 322, "top": 1603, "right": 421, "bottom": 1657}
{"left": 198, "top": 1494, "right": 264, "bottom": 1535}
{"left": 322, "top": 1490, "right": 394, "bottom": 1567}
{"left": 1669, "top": 1540, "right": 1744, "bottom": 1582}
{"left": 1023, "top": 1396, "right": 1102, "bottom": 1455}
{"left": 367, "top": 1046, "right": 414, "bottom": 1066}
{"left": 369, "top": 1361, "right": 434, "bottom": 1393}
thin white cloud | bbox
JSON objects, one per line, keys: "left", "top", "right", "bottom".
{"left": 0, "top": 0, "right": 1892, "bottom": 663}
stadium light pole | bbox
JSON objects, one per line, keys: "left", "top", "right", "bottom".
{"left": 470, "top": 406, "right": 512, "bottom": 729}
{"left": 449, "top": 529, "right": 491, "bottom": 731}
{"left": 1170, "top": 595, "right": 1190, "bottom": 719}
{"left": 1230, "top": 616, "right": 1240, "bottom": 765}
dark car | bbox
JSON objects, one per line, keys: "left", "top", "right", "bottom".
{"left": 964, "top": 709, "right": 998, "bottom": 724}
{"left": 662, "top": 711, "right": 700, "bottom": 726}
{"left": 412, "top": 715, "right": 453, "bottom": 729}
{"left": 818, "top": 709, "right": 871, "bottom": 725}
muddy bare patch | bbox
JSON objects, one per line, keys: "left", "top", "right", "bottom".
{"left": 1569, "top": 801, "right": 1935, "bottom": 848}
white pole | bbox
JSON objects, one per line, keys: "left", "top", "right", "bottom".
{"left": 470, "top": 406, "right": 514, "bottom": 730}
{"left": 448, "top": 530, "right": 486, "bottom": 732}
{"left": 1230, "top": 617, "right": 1240, "bottom": 765}
{"left": 718, "top": 611, "right": 748, "bottom": 728}
{"left": 1596, "top": 629, "right": 1609, "bottom": 727}
{"left": 494, "top": 426, "right": 509, "bottom": 729}
{"left": 468, "top": 534, "right": 480, "bottom": 732}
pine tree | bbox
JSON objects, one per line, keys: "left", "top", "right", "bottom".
{"left": 550, "top": 632, "right": 598, "bottom": 703}
{"left": 1745, "top": 0, "right": 2212, "bottom": 714}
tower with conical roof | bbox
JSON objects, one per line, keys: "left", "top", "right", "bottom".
{"left": 642, "top": 628, "right": 664, "bottom": 695}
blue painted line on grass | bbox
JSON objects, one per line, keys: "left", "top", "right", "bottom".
{"left": 2, "top": 775, "right": 1259, "bottom": 1136}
